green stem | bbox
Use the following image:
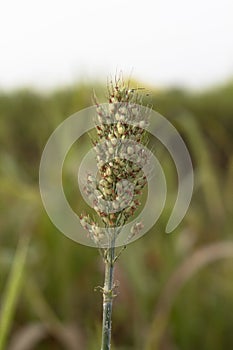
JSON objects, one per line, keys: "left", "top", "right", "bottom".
{"left": 101, "top": 246, "right": 115, "bottom": 350}
{"left": 0, "top": 234, "right": 30, "bottom": 350}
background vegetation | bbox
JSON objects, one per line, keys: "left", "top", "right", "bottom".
{"left": 0, "top": 79, "right": 233, "bottom": 349}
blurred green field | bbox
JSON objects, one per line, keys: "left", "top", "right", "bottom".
{"left": 0, "top": 80, "right": 233, "bottom": 350}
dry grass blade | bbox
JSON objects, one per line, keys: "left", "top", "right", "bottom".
{"left": 145, "top": 241, "right": 233, "bottom": 350}
{"left": 8, "top": 322, "right": 84, "bottom": 350}
{"left": 8, "top": 324, "right": 47, "bottom": 350}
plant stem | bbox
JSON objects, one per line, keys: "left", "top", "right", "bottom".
{"left": 101, "top": 245, "right": 115, "bottom": 350}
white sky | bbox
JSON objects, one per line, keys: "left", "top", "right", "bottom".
{"left": 0, "top": 0, "right": 233, "bottom": 89}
